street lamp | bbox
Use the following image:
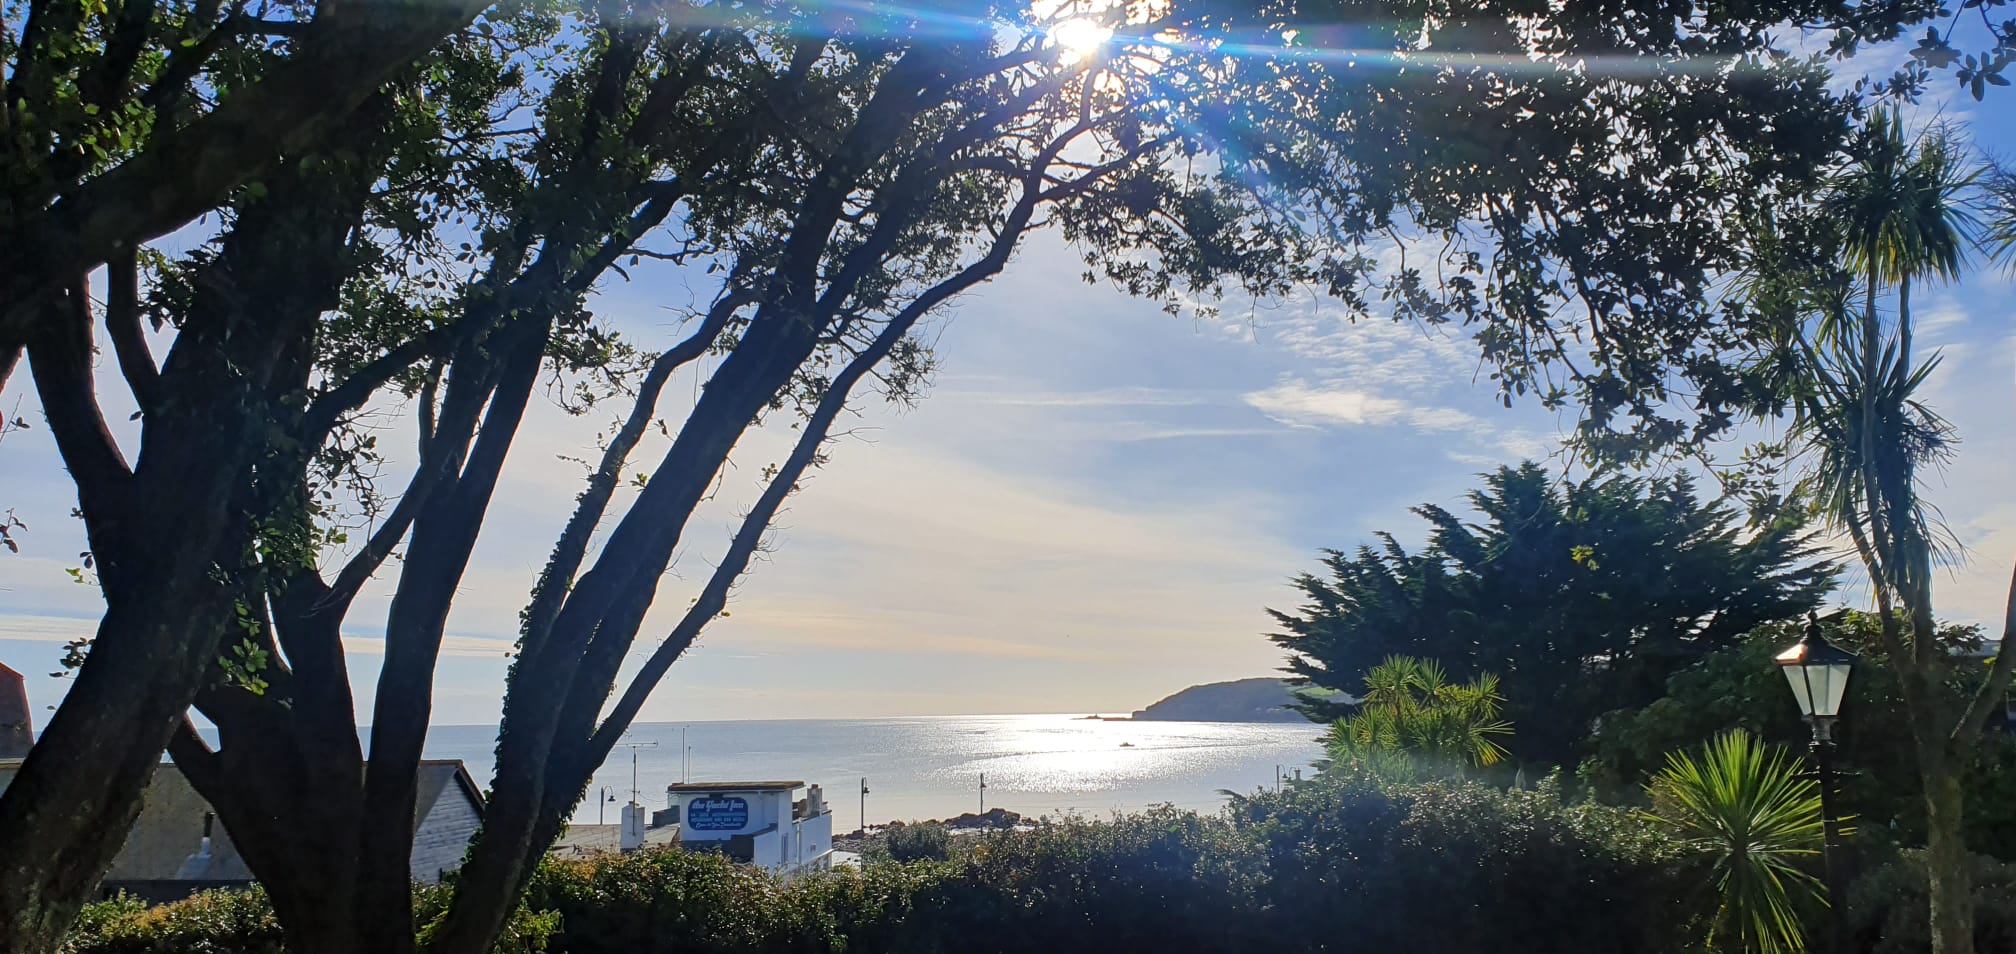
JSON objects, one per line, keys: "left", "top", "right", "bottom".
{"left": 1776, "top": 612, "right": 1857, "bottom": 954}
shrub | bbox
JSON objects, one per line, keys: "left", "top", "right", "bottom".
{"left": 520, "top": 849, "right": 785, "bottom": 953}
{"left": 943, "top": 807, "right": 1263, "bottom": 954}
{"left": 1230, "top": 773, "right": 1703, "bottom": 954}
{"left": 884, "top": 824, "right": 951, "bottom": 863}
{"left": 62, "top": 886, "right": 284, "bottom": 954}
{"left": 1643, "top": 729, "right": 1824, "bottom": 954}
{"left": 64, "top": 782, "right": 1703, "bottom": 954}
{"left": 1845, "top": 851, "right": 2016, "bottom": 954}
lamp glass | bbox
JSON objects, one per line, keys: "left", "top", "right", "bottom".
{"left": 1781, "top": 664, "right": 1816, "bottom": 717}
{"left": 1813, "top": 661, "right": 1851, "bottom": 718}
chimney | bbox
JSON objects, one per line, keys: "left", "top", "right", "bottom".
{"left": 620, "top": 801, "right": 648, "bottom": 852}
{"left": 175, "top": 812, "right": 218, "bottom": 880}
{"left": 0, "top": 663, "right": 31, "bottom": 760}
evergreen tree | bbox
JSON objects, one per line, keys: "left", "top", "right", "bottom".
{"left": 1271, "top": 462, "right": 1835, "bottom": 768}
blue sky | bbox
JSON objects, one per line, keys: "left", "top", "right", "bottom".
{"left": 2, "top": 37, "right": 2012, "bottom": 726}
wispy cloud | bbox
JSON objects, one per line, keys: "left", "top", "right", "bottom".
{"left": 0, "top": 613, "right": 515, "bottom": 661}
{"left": 1259, "top": 302, "right": 1476, "bottom": 392}
{"left": 935, "top": 385, "right": 1223, "bottom": 408}
{"left": 1243, "top": 380, "right": 1476, "bottom": 432}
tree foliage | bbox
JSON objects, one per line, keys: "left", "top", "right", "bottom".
{"left": 1645, "top": 729, "right": 1826, "bottom": 954}
{"left": 1323, "top": 655, "right": 1512, "bottom": 778}
{"left": 1581, "top": 613, "right": 2016, "bottom": 859}
{"left": 1736, "top": 105, "right": 2016, "bottom": 954}
{"left": 0, "top": 0, "right": 1969, "bottom": 950}
{"left": 1271, "top": 461, "right": 1835, "bottom": 767}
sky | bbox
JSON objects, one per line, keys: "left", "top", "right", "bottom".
{"left": 2, "top": 33, "right": 2013, "bottom": 727}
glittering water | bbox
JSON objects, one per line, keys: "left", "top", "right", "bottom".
{"left": 421, "top": 716, "right": 1324, "bottom": 826}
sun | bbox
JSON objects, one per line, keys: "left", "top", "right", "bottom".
{"left": 1049, "top": 17, "right": 1114, "bottom": 59}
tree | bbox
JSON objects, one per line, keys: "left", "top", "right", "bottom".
{"left": 0, "top": 0, "right": 488, "bottom": 380}
{"left": 0, "top": 0, "right": 1924, "bottom": 950}
{"left": 0, "top": 1, "right": 491, "bottom": 947}
{"left": 1271, "top": 462, "right": 1835, "bottom": 768}
{"left": 1324, "top": 655, "right": 1512, "bottom": 778}
{"left": 1888, "top": 9, "right": 2015, "bottom": 101}
{"left": 1645, "top": 729, "right": 1826, "bottom": 954}
{"left": 1756, "top": 110, "right": 2016, "bottom": 954}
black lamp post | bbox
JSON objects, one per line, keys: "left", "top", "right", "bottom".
{"left": 1776, "top": 612, "right": 1857, "bottom": 954}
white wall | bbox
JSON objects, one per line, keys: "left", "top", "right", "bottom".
{"left": 675, "top": 789, "right": 790, "bottom": 842}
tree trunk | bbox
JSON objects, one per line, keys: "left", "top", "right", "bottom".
{"left": 1922, "top": 752, "right": 1975, "bottom": 954}
{"left": 0, "top": 598, "right": 234, "bottom": 952}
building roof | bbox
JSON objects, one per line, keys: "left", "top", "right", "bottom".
{"left": 0, "top": 757, "right": 485, "bottom": 882}
{"left": 551, "top": 823, "right": 680, "bottom": 857}
{"left": 0, "top": 663, "right": 30, "bottom": 761}
{"left": 667, "top": 780, "right": 805, "bottom": 792}
{"left": 416, "top": 759, "right": 487, "bottom": 815}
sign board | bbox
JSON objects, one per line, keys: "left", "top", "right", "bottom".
{"left": 687, "top": 796, "right": 750, "bottom": 831}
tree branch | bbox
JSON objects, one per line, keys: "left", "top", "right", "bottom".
{"left": 587, "top": 171, "right": 1047, "bottom": 757}
{"left": 82, "top": 0, "right": 159, "bottom": 110}
{"left": 25, "top": 282, "right": 133, "bottom": 518}
{"left": 514, "top": 288, "right": 748, "bottom": 663}
{"left": 103, "top": 248, "right": 161, "bottom": 411}
{"left": 166, "top": 716, "right": 222, "bottom": 794}
{"left": 0, "top": 0, "right": 487, "bottom": 339}
{"left": 1954, "top": 558, "right": 2016, "bottom": 742}
{"left": 299, "top": 332, "right": 440, "bottom": 443}
{"left": 0, "top": 343, "right": 19, "bottom": 396}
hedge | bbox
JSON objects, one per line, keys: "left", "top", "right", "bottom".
{"left": 66, "top": 778, "right": 1710, "bottom": 954}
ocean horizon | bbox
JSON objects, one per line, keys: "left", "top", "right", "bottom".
{"left": 415, "top": 715, "right": 1325, "bottom": 827}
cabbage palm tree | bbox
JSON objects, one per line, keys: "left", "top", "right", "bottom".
{"left": 1987, "top": 162, "right": 2016, "bottom": 269}
{"left": 1806, "top": 108, "right": 1973, "bottom": 632}
{"left": 1784, "top": 110, "right": 2014, "bottom": 954}
{"left": 1324, "top": 656, "right": 1511, "bottom": 778}
{"left": 1646, "top": 730, "right": 1825, "bottom": 954}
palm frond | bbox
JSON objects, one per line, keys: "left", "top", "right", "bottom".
{"left": 1790, "top": 332, "right": 1961, "bottom": 571}
{"left": 1822, "top": 109, "right": 1979, "bottom": 289}
{"left": 1645, "top": 730, "right": 1826, "bottom": 954}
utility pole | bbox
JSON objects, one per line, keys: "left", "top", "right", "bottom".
{"left": 681, "top": 725, "right": 690, "bottom": 783}
{"left": 613, "top": 739, "right": 658, "bottom": 804}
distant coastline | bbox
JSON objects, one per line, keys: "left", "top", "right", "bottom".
{"left": 1085, "top": 678, "right": 1316, "bottom": 724}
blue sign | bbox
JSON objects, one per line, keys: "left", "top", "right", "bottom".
{"left": 687, "top": 796, "right": 749, "bottom": 831}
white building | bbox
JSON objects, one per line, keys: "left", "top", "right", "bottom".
{"left": 665, "top": 780, "right": 834, "bottom": 876}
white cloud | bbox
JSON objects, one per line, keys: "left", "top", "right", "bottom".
{"left": 1244, "top": 381, "right": 1408, "bottom": 426}
{"left": 339, "top": 633, "right": 518, "bottom": 659}
{"left": 1257, "top": 299, "right": 1475, "bottom": 392}
{"left": 934, "top": 385, "right": 1222, "bottom": 408}
{"left": 0, "top": 613, "right": 514, "bottom": 661}
{"left": 1243, "top": 380, "right": 1480, "bottom": 434}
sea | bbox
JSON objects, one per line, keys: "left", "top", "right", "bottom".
{"left": 419, "top": 716, "right": 1325, "bottom": 828}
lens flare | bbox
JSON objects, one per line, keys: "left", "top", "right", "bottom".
{"left": 1050, "top": 17, "right": 1113, "bottom": 58}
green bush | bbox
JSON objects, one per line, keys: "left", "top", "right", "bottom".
{"left": 936, "top": 807, "right": 1263, "bottom": 953}
{"left": 1230, "top": 774, "right": 1703, "bottom": 954}
{"left": 521, "top": 806, "right": 1258, "bottom": 954}
{"left": 883, "top": 824, "right": 951, "bottom": 863}
{"left": 521, "top": 849, "right": 786, "bottom": 953}
{"left": 63, "top": 887, "right": 284, "bottom": 954}
{"left": 1845, "top": 850, "right": 2016, "bottom": 954}
{"left": 64, "top": 783, "right": 1702, "bottom": 954}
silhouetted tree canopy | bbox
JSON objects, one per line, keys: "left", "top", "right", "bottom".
{"left": 1270, "top": 462, "right": 1836, "bottom": 767}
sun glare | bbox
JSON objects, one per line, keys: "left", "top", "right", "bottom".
{"left": 1050, "top": 17, "right": 1114, "bottom": 58}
